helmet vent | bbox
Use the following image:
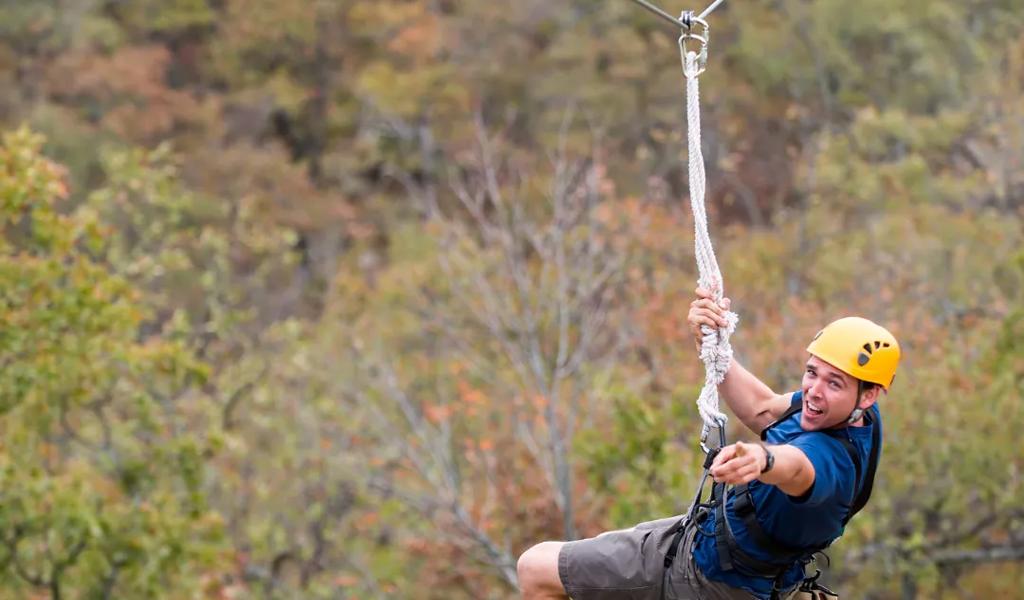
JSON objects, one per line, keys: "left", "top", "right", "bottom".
{"left": 862, "top": 343, "right": 873, "bottom": 354}
{"left": 874, "top": 341, "right": 882, "bottom": 349}
{"left": 858, "top": 352, "right": 870, "bottom": 366}
{"left": 882, "top": 342, "right": 891, "bottom": 348}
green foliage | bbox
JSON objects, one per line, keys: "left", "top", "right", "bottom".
{"left": 577, "top": 384, "right": 702, "bottom": 528}
{"left": 87, "top": 143, "right": 300, "bottom": 349}
{"left": 113, "top": 0, "right": 216, "bottom": 36}
{"left": 725, "top": 0, "right": 1024, "bottom": 113}
{"left": 0, "top": 129, "right": 222, "bottom": 597}
{"left": 0, "top": 1, "right": 1023, "bottom": 597}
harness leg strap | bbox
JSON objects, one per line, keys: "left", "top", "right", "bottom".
{"left": 663, "top": 519, "right": 689, "bottom": 569}
{"left": 659, "top": 519, "right": 690, "bottom": 600}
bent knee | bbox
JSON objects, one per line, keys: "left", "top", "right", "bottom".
{"left": 517, "top": 542, "right": 564, "bottom": 595}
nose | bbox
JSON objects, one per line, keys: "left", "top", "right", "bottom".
{"left": 808, "top": 379, "right": 827, "bottom": 399}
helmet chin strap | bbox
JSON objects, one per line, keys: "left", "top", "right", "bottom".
{"left": 845, "top": 380, "right": 871, "bottom": 425}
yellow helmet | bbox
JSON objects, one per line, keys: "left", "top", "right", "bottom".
{"left": 806, "top": 317, "right": 900, "bottom": 389}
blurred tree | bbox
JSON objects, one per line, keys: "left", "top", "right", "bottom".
{"left": 0, "top": 129, "right": 222, "bottom": 597}
{"left": 324, "top": 122, "right": 641, "bottom": 594}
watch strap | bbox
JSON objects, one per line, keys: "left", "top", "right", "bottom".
{"left": 759, "top": 443, "right": 774, "bottom": 474}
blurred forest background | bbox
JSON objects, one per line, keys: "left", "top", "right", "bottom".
{"left": 0, "top": 0, "right": 1022, "bottom": 598}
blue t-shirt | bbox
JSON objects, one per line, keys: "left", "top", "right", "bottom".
{"left": 691, "top": 391, "right": 881, "bottom": 599}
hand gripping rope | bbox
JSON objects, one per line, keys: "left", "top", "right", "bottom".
{"left": 630, "top": 0, "right": 738, "bottom": 442}
{"left": 679, "top": 18, "right": 738, "bottom": 445}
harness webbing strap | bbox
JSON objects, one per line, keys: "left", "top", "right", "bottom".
{"left": 844, "top": 409, "right": 880, "bottom": 525}
{"left": 712, "top": 484, "right": 736, "bottom": 572}
{"left": 732, "top": 484, "right": 805, "bottom": 558}
{"left": 664, "top": 520, "right": 689, "bottom": 569}
{"left": 758, "top": 394, "right": 803, "bottom": 440}
{"left": 715, "top": 484, "right": 791, "bottom": 577}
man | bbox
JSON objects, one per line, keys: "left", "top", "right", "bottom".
{"left": 517, "top": 287, "right": 900, "bottom": 600}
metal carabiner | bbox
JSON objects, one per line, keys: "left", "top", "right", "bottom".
{"left": 699, "top": 420, "right": 727, "bottom": 458}
{"left": 678, "top": 12, "right": 709, "bottom": 76}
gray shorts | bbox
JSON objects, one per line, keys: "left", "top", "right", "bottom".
{"left": 558, "top": 515, "right": 757, "bottom": 600}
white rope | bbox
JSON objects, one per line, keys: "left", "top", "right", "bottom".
{"left": 683, "top": 50, "right": 738, "bottom": 440}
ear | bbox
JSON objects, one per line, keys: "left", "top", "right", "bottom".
{"left": 858, "top": 385, "right": 881, "bottom": 410}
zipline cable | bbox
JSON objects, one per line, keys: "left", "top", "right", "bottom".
{"left": 695, "top": 0, "right": 728, "bottom": 20}
{"left": 626, "top": 0, "right": 729, "bottom": 30}
{"left": 629, "top": 0, "right": 691, "bottom": 29}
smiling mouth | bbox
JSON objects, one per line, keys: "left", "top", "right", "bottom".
{"left": 805, "top": 400, "right": 824, "bottom": 416}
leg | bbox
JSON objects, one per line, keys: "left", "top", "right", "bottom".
{"left": 521, "top": 516, "right": 688, "bottom": 600}
{"left": 518, "top": 541, "right": 569, "bottom": 600}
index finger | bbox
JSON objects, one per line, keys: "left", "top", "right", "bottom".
{"left": 712, "top": 444, "right": 737, "bottom": 467}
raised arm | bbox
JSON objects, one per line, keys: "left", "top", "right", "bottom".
{"left": 717, "top": 359, "right": 793, "bottom": 434}
{"left": 687, "top": 287, "right": 792, "bottom": 434}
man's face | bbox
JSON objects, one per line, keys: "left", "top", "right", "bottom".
{"left": 799, "top": 355, "right": 859, "bottom": 431}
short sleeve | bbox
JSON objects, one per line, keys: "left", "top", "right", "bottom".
{"left": 787, "top": 433, "right": 856, "bottom": 506}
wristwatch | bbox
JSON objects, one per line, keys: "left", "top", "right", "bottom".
{"left": 759, "top": 444, "right": 775, "bottom": 474}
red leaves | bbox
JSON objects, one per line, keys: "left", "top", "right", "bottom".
{"left": 46, "top": 46, "right": 201, "bottom": 143}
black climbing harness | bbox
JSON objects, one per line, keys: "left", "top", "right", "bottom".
{"left": 699, "top": 395, "right": 878, "bottom": 599}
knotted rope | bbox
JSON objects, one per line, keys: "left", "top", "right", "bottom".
{"left": 681, "top": 41, "right": 738, "bottom": 441}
